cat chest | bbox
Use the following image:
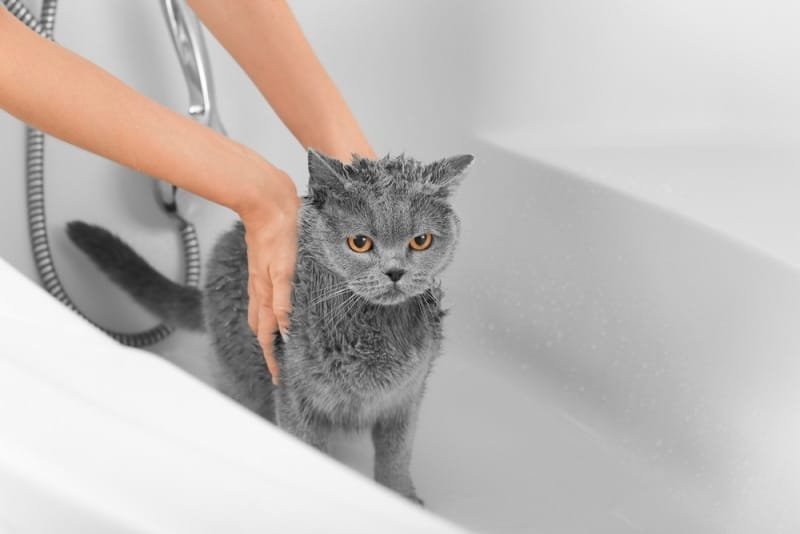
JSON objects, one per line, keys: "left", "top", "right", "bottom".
{"left": 310, "top": 355, "right": 430, "bottom": 429}
{"left": 290, "top": 293, "right": 442, "bottom": 426}
{"left": 302, "top": 331, "right": 435, "bottom": 427}
{"left": 321, "top": 329, "right": 433, "bottom": 389}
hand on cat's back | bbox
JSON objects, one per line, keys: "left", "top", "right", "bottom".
{"left": 238, "top": 164, "right": 303, "bottom": 385}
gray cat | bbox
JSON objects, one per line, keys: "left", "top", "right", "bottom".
{"left": 67, "top": 149, "right": 473, "bottom": 503}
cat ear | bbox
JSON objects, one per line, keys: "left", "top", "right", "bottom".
{"left": 425, "top": 154, "right": 474, "bottom": 195}
{"left": 307, "top": 148, "right": 348, "bottom": 202}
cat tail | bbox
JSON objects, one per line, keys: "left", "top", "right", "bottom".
{"left": 66, "top": 221, "right": 205, "bottom": 332}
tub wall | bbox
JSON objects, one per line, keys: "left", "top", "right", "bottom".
{"left": 445, "top": 142, "right": 800, "bottom": 530}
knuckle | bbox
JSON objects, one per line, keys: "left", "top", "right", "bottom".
{"left": 258, "top": 333, "right": 273, "bottom": 349}
{"left": 259, "top": 305, "right": 276, "bottom": 321}
{"left": 273, "top": 304, "right": 292, "bottom": 317}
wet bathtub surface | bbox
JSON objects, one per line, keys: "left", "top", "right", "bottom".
{"left": 331, "top": 326, "right": 721, "bottom": 534}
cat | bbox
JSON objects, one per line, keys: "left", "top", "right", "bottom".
{"left": 67, "top": 149, "right": 473, "bottom": 503}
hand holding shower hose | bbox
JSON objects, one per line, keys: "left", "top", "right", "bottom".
{"left": 0, "top": 0, "right": 374, "bottom": 383}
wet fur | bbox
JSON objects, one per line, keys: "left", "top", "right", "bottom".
{"left": 68, "top": 150, "right": 472, "bottom": 503}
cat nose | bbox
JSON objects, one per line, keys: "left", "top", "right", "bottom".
{"left": 385, "top": 269, "right": 405, "bottom": 282}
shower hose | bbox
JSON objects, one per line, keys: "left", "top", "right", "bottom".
{"left": 3, "top": 0, "right": 202, "bottom": 347}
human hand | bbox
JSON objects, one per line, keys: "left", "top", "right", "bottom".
{"left": 238, "top": 163, "right": 301, "bottom": 385}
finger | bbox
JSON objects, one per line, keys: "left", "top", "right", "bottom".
{"left": 270, "top": 266, "right": 293, "bottom": 339}
{"left": 257, "top": 293, "right": 280, "bottom": 386}
{"left": 247, "top": 275, "right": 259, "bottom": 333}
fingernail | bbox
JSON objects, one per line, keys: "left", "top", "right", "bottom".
{"left": 280, "top": 328, "right": 289, "bottom": 343}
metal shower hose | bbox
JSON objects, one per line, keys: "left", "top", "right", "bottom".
{"left": 3, "top": 0, "right": 202, "bottom": 347}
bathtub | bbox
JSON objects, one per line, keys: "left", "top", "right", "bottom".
{"left": 428, "top": 134, "right": 800, "bottom": 533}
{"left": 2, "top": 131, "right": 799, "bottom": 533}
{"left": 2, "top": 1, "right": 800, "bottom": 532}
{"left": 0, "top": 256, "right": 465, "bottom": 534}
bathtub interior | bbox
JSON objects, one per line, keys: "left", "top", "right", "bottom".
{"left": 0, "top": 258, "right": 466, "bottom": 534}
{"left": 3, "top": 134, "right": 799, "bottom": 534}
{"left": 42, "top": 135, "right": 794, "bottom": 534}
{"left": 319, "top": 137, "right": 800, "bottom": 534}
{"left": 1, "top": 1, "right": 800, "bottom": 533}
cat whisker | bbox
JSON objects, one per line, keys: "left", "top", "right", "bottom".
{"left": 309, "top": 286, "right": 353, "bottom": 306}
{"left": 416, "top": 295, "right": 432, "bottom": 322}
{"left": 318, "top": 289, "right": 352, "bottom": 322}
{"left": 330, "top": 293, "right": 363, "bottom": 333}
{"left": 308, "top": 279, "right": 349, "bottom": 293}
{"left": 319, "top": 294, "right": 348, "bottom": 325}
{"left": 308, "top": 280, "right": 349, "bottom": 297}
{"left": 310, "top": 291, "right": 361, "bottom": 346}
{"left": 416, "top": 292, "right": 438, "bottom": 323}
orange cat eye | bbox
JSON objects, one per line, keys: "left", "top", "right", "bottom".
{"left": 347, "top": 235, "right": 373, "bottom": 253}
{"left": 409, "top": 233, "right": 433, "bottom": 251}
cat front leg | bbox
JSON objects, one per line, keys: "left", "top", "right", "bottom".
{"left": 371, "top": 401, "right": 422, "bottom": 505}
{"left": 274, "top": 390, "right": 331, "bottom": 453}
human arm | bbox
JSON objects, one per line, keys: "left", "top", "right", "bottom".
{"left": 187, "top": 0, "right": 376, "bottom": 377}
{"left": 186, "top": 0, "right": 375, "bottom": 162}
{"left": 0, "top": 7, "right": 298, "bottom": 380}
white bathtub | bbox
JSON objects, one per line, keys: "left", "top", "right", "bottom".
{"left": 2, "top": 1, "right": 800, "bottom": 532}
{"left": 0, "top": 256, "right": 465, "bottom": 534}
{"left": 421, "top": 134, "right": 800, "bottom": 533}
{"left": 2, "top": 133, "right": 799, "bottom": 533}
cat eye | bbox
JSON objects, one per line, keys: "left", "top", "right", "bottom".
{"left": 409, "top": 233, "right": 433, "bottom": 251}
{"left": 347, "top": 235, "right": 373, "bottom": 253}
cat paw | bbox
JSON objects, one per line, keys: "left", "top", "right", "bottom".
{"left": 405, "top": 493, "right": 424, "bottom": 506}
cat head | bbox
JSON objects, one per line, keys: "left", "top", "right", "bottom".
{"left": 301, "top": 149, "right": 473, "bottom": 306}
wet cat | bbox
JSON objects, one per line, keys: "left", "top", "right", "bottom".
{"left": 67, "top": 149, "right": 473, "bottom": 503}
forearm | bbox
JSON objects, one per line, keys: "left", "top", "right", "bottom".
{"left": 0, "top": 8, "right": 288, "bottom": 216}
{"left": 187, "top": 0, "right": 375, "bottom": 161}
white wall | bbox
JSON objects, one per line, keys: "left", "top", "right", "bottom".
{"left": 465, "top": 0, "right": 800, "bottom": 145}
{"left": 1, "top": 0, "right": 798, "bottom": 363}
